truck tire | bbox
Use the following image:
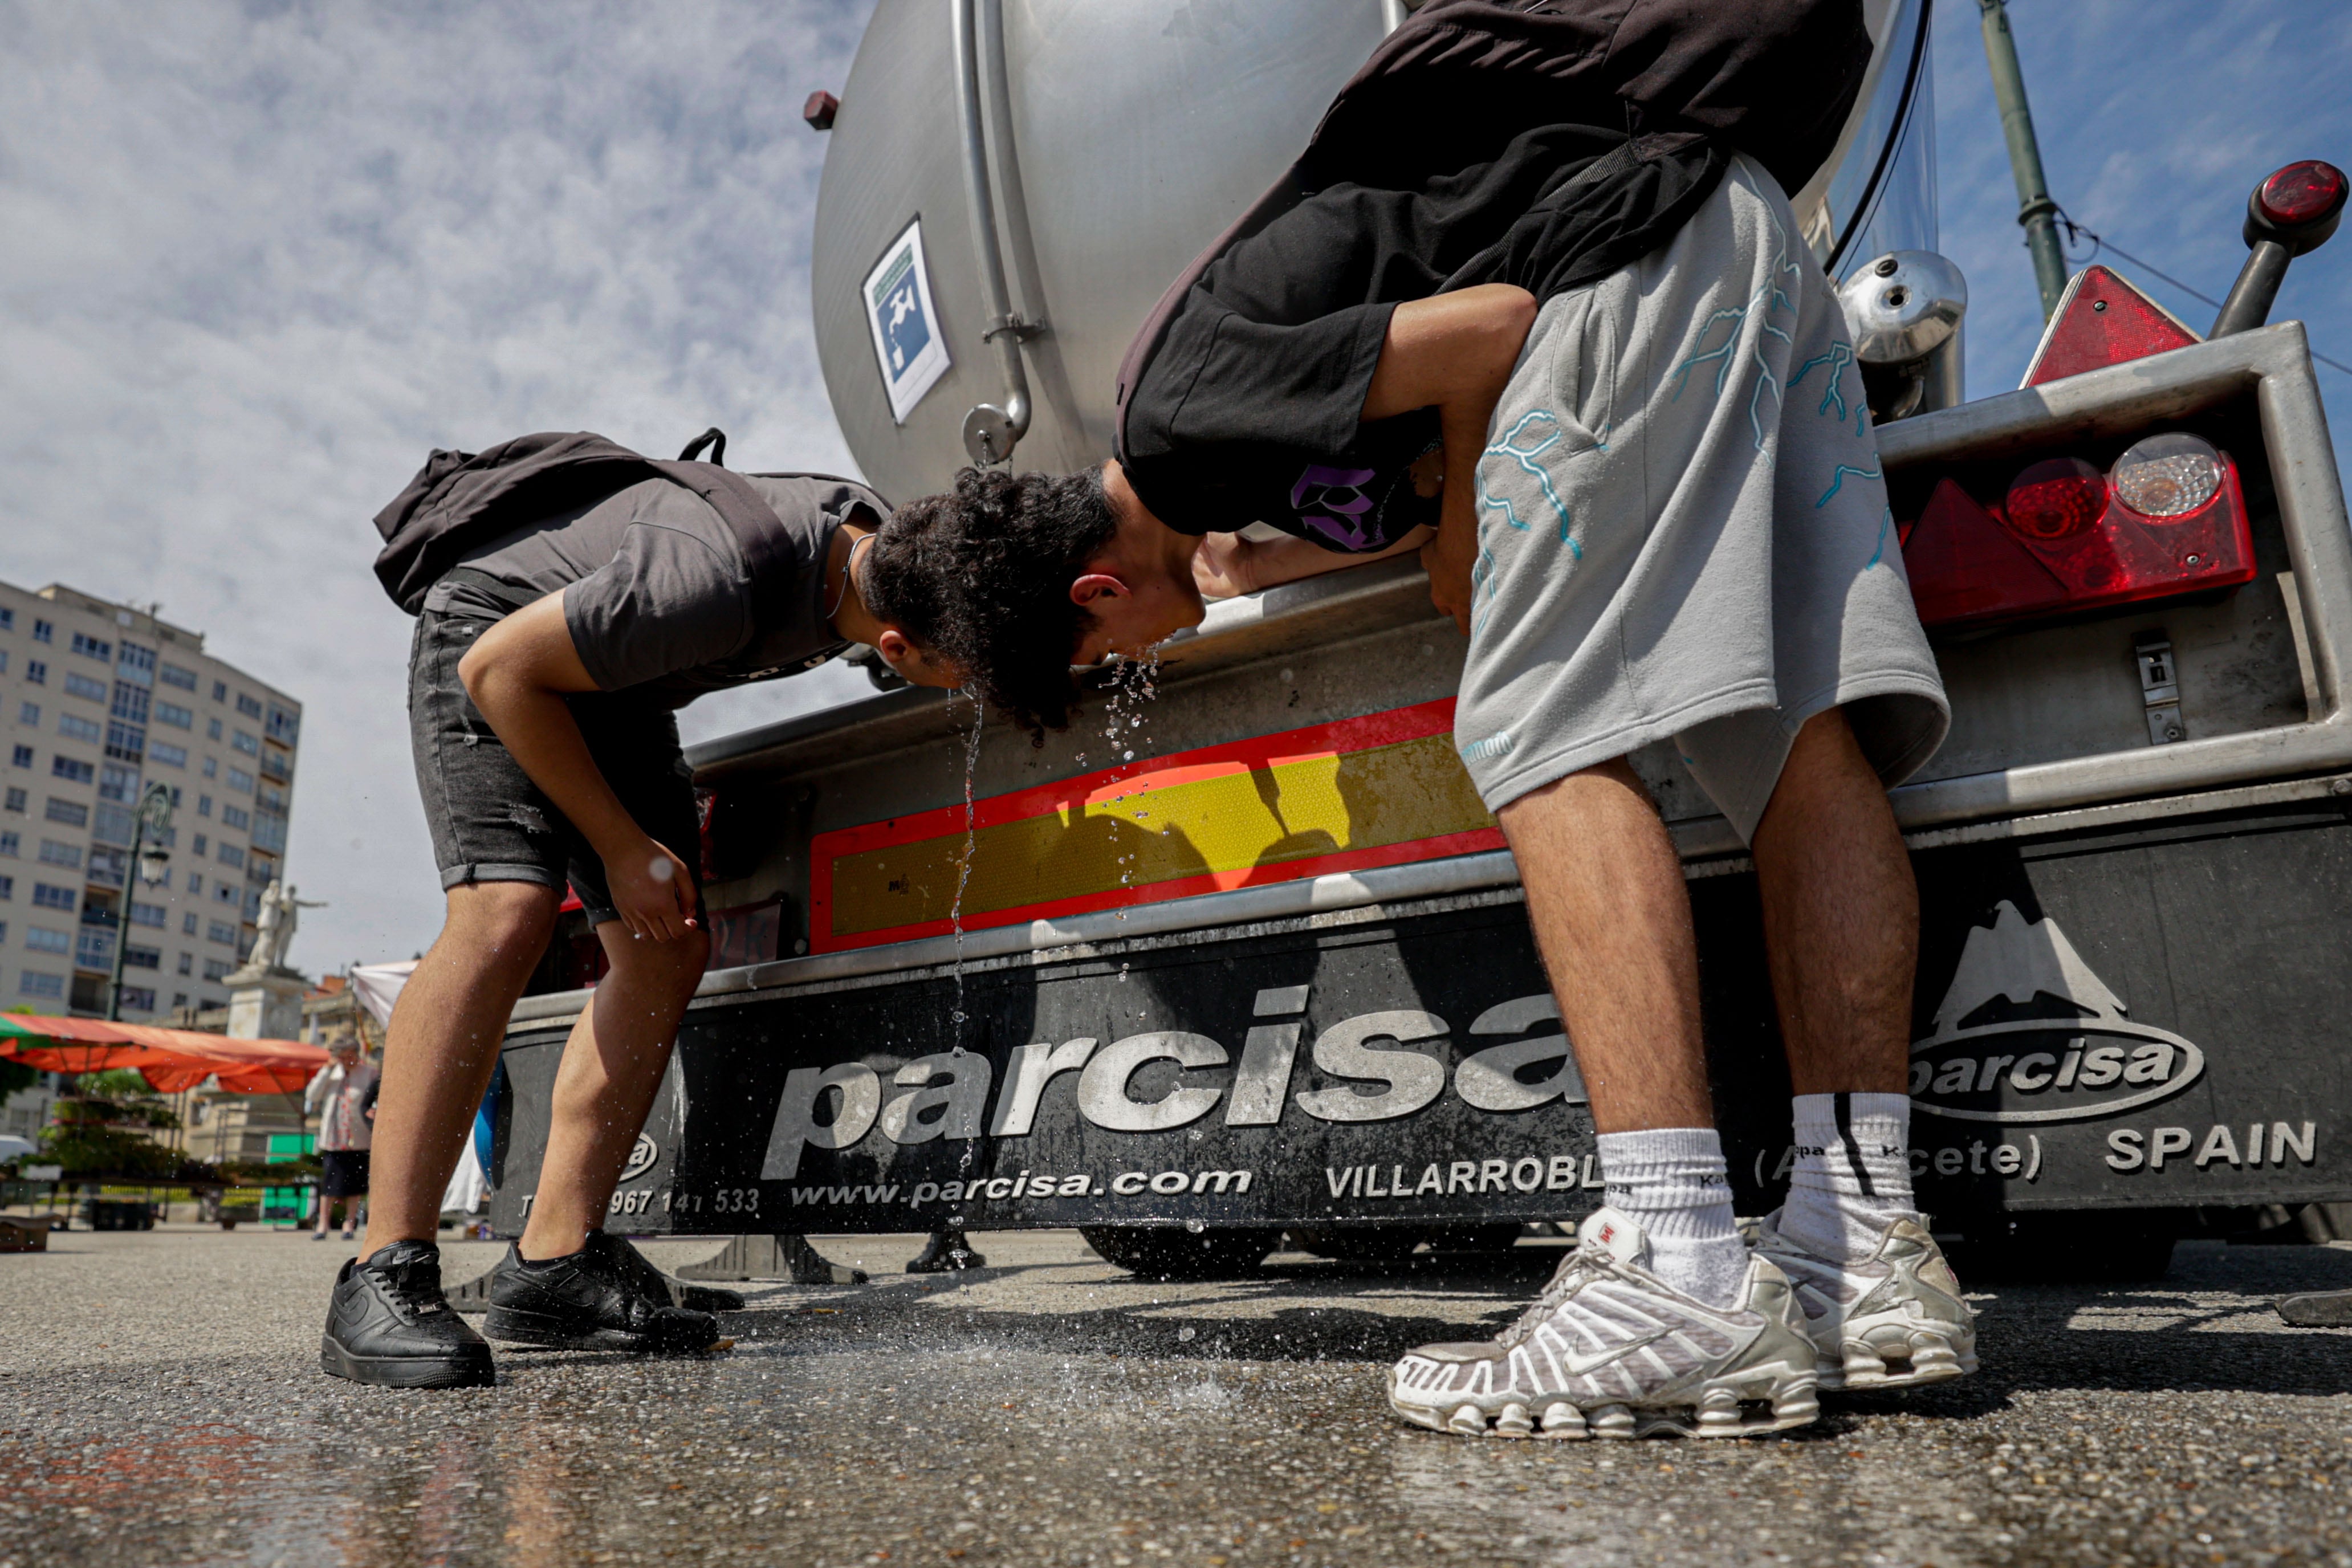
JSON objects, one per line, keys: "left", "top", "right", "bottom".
{"left": 1080, "top": 1225, "right": 1280, "bottom": 1280}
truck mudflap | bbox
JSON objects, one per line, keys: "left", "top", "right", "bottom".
{"left": 489, "top": 787, "right": 2352, "bottom": 1238}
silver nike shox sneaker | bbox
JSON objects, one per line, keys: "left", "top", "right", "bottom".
{"left": 1387, "top": 1207, "right": 1821, "bottom": 1440}
{"left": 1751, "top": 1209, "right": 1979, "bottom": 1391}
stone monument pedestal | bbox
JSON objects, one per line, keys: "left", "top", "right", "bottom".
{"left": 225, "top": 965, "right": 306, "bottom": 1041}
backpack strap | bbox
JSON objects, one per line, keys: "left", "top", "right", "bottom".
{"left": 644, "top": 459, "right": 805, "bottom": 632}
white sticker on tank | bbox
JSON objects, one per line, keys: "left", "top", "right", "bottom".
{"left": 863, "top": 218, "right": 952, "bottom": 424}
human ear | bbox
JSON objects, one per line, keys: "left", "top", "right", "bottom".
{"left": 1070, "top": 573, "right": 1129, "bottom": 607}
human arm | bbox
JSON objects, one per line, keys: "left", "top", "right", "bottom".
{"left": 1191, "top": 524, "right": 1435, "bottom": 599}
{"left": 457, "top": 592, "right": 699, "bottom": 942}
{"left": 1359, "top": 284, "right": 1539, "bottom": 633}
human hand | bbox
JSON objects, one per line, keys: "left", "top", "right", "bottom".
{"left": 602, "top": 836, "right": 700, "bottom": 943}
{"left": 1421, "top": 523, "right": 1476, "bottom": 637}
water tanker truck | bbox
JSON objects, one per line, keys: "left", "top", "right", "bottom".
{"left": 484, "top": 0, "right": 2352, "bottom": 1290}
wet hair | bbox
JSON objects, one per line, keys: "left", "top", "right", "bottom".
{"left": 867, "top": 466, "right": 1118, "bottom": 740}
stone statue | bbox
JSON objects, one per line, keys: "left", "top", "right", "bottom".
{"left": 253, "top": 878, "right": 328, "bottom": 973}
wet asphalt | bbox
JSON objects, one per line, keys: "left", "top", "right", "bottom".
{"left": 3, "top": 1227, "right": 2351, "bottom": 1567}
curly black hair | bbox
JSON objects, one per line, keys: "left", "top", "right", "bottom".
{"left": 866, "top": 465, "right": 1118, "bottom": 740}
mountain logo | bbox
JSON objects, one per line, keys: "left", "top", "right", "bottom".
{"left": 1910, "top": 902, "right": 2203, "bottom": 1125}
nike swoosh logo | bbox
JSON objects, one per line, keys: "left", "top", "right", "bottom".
{"left": 1535, "top": 1322, "right": 1675, "bottom": 1376}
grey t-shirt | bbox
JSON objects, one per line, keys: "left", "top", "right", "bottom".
{"left": 432, "top": 472, "right": 885, "bottom": 706}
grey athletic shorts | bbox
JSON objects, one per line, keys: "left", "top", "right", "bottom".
{"left": 1454, "top": 153, "right": 1948, "bottom": 842}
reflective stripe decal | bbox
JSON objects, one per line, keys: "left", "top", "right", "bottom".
{"left": 809, "top": 698, "right": 1499, "bottom": 952}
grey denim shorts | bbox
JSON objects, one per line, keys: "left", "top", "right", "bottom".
{"left": 407, "top": 590, "right": 701, "bottom": 926}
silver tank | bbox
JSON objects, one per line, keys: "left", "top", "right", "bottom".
{"left": 812, "top": 0, "right": 1936, "bottom": 503}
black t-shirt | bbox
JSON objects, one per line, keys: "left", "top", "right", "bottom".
{"left": 1114, "top": 0, "right": 1870, "bottom": 549}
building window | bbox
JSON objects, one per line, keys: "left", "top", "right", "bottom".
{"left": 210, "top": 680, "right": 227, "bottom": 703}
{"left": 250, "top": 813, "right": 287, "bottom": 854}
{"left": 17, "top": 703, "right": 36, "bottom": 726}
{"left": 160, "top": 662, "right": 197, "bottom": 691}
{"left": 129, "top": 902, "right": 166, "bottom": 928}
{"left": 32, "top": 621, "right": 52, "bottom": 644}
{"left": 110, "top": 685, "right": 149, "bottom": 723}
{"left": 149, "top": 742, "right": 188, "bottom": 768}
{"left": 197, "top": 795, "right": 213, "bottom": 817}
{"left": 221, "top": 805, "right": 250, "bottom": 831}
{"left": 104, "top": 723, "right": 145, "bottom": 763}
{"left": 26, "top": 926, "right": 70, "bottom": 954}
{"left": 214, "top": 884, "right": 240, "bottom": 907}
{"left": 117, "top": 643, "right": 155, "bottom": 681}
{"left": 176, "top": 952, "right": 193, "bottom": 975}
{"left": 64, "top": 671, "right": 108, "bottom": 702}
{"left": 156, "top": 701, "right": 193, "bottom": 728}
{"left": 58, "top": 713, "right": 100, "bottom": 744}
{"left": 192, "top": 834, "right": 206, "bottom": 855}
{"left": 202, "top": 958, "right": 232, "bottom": 983}
{"left": 76, "top": 929, "right": 114, "bottom": 970}
{"left": 86, "top": 847, "right": 125, "bottom": 889}
{"left": 124, "top": 945, "right": 161, "bottom": 970}
{"left": 201, "top": 756, "right": 217, "bottom": 779}
{"left": 186, "top": 873, "right": 202, "bottom": 895}
{"left": 70, "top": 633, "right": 111, "bottom": 661}
{"left": 119, "top": 985, "right": 156, "bottom": 1013}
{"left": 0, "top": 920, "right": 6, "bottom": 943}
{"left": 227, "top": 768, "right": 255, "bottom": 795}
{"left": 0, "top": 607, "right": 10, "bottom": 630}
{"left": 0, "top": 874, "right": 12, "bottom": 899}
{"left": 2, "top": 788, "right": 22, "bottom": 813}
{"left": 235, "top": 693, "right": 263, "bottom": 719}
{"left": 180, "top": 911, "right": 196, "bottom": 935}
{"left": 206, "top": 718, "right": 222, "bottom": 742}
{"left": 51, "top": 756, "right": 93, "bottom": 785}
{"left": 0, "top": 650, "right": 6, "bottom": 673}
{"left": 18, "top": 971, "right": 63, "bottom": 1000}
{"left": 38, "top": 841, "right": 82, "bottom": 870}
{"left": 231, "top": 731, "right": 259, "bottom": 756}
{"left": 205, "top": 919, "right": 236, "bottom": 946}
{"left": 10, "top": 746, "right": 32, "bottom": 769}
{"left": 266, "top": 706, "right": 300, "bottom": 745}
{"left": 218, "top": 844, "right": 246, "bottom": 870}
{"left": 91, "top": 803, "right": 133, "bottom": 845}
{"left": 32, "top": 883, "right": 75, "bottom": 911}
{"left": 44, "top": 799, "right": 87, "bottom": 828}
{"left": 0, "top": 832, "right": 16, "bottom": 857}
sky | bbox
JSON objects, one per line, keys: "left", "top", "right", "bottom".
{"left": 0, "top": 0, "right": 2347, "bottom": 978}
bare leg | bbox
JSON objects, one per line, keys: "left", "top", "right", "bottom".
{"left": 1496, "top": 758, "right": 1710, "bottom": 1133}
{"left": 359, "top": 883, "right": 559, "bottom": 1256}
{"left": 1749, "top": 709, "right": 1915, "bottom": 1094}
{"left": 516, "top": 921, "right": 709, "bottom": 1261}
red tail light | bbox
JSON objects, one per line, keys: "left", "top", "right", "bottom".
{"left": 2256, "top": 161, "right": 2348, "bottom": 229}
{"left": 1900, "top": 434, "right": 2253, "bottom": 633}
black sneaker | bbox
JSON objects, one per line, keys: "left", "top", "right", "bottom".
{"left": 320, "top": 1241, "right": 497, "bottom": 1388}
{"left": 584, "top": 1230, "right": 746, "bottom": 1313}
{"left": 906, "top": 1227, "right": 987, "bottom": 1273}
{"left": 482, "top": 1240, "right": 727, "bottom": 1353}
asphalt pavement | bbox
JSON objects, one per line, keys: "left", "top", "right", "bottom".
{"left": 4, "top": 1225, "right": 2352, "bottom": 1567}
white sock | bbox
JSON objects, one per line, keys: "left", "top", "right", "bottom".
{"left": 1781, "top": 1092, "right": 1916, "bottom": 1260}
{"left": 1595, "top": 1127, "right": 1747, "bottom": 1308}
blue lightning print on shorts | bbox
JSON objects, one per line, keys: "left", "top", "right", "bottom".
{"left": 1667, "top": 197, "right": 1800, "bottom": 450}
{"left": 1816, "top": 463, "right": 1883, "bottom": 508}
{"left": 1788, "top": 341, "right": 1855, "bottom": 420}
{"left": 1867, "top": 504, "right": 1894, "bottom": 568}
{"left": 1477, "top": 409, "right": 1592, "bottom": 547}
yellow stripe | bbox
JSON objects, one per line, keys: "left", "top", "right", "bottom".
{"left": 828, "top": 731, "right": 1493, "bottom": 936}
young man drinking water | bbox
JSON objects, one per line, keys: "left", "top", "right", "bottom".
{"left": 878, "top": 0, "right": 1975, "bottom": 1437}
{"left": 329, "top": 435, "right": 950, "bottom": 1388}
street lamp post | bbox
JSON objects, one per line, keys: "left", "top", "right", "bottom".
{"left": 105, "top": 782, "right": 176, "bottom": 1023}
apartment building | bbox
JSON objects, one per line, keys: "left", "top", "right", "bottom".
{"left": 0, "top": 581, "right": 301, "bottom": 1020}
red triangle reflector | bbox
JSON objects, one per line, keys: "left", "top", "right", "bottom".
{"left": 2021, "top": 264, "right": 2201, "bottom": 387}
{"left": 1902, "top": 478, "right": 2069, "bottom": 628}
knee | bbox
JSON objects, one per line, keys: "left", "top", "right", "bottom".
{"left": 443, "top": 882, "right": 560, "bottom": 962}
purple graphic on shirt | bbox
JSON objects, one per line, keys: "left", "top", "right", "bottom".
{"left": 1290, "top": 464, "right": 1383, "bottom": 550}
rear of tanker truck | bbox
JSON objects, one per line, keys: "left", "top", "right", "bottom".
{"left": 485, "top": 0, "right": 2352, "bottom": 1288}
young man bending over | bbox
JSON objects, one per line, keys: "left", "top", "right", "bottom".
{"left": 877, "top": 0, "right": 1974, "bottom": 1436}
{"left": 326, "top": 456, "right": 947, "bottom": 1388}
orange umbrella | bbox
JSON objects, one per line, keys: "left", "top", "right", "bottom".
{"left": 0, "top": 1013, "right": 329, "bottom": 1094}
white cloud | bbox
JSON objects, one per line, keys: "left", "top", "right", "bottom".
{"left": 0, "top": 0, "right": 876, "bottom": 972}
